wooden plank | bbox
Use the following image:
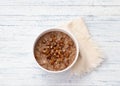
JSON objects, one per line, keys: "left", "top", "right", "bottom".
{"left": 0, "top": 15, "right": 120, "bottom": 21}
{"left": 0, "top": 0, "right": 120, "bottom": 6}
{"left": 0, "top": 0, "right": 93, "bottom": 6}
{"left": 0, "top": 6, "right": 120, "bottom": 16}
{"left": 0, "top": 15, "right": 120, "bottom": 26}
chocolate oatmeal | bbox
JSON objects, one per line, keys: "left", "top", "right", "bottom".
{"left": 34, "top": 31, "right": 76, "bottom": 71}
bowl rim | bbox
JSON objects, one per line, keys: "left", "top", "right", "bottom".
{"left": 33, "top": 28, "right": 79, "bottom": 73}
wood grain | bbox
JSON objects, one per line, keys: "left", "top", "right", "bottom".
{"left": 0, "top": 0, "right": 120, "bottom": 86}
{"left": 0, "top": 6, "right": 120, "bottom": 16}
{"left": 0, "top": 0, "right": 120, "bottom": 6}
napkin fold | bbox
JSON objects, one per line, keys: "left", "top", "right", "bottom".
{"left": 59, "top": 18, "right": 104, "bottom": 75}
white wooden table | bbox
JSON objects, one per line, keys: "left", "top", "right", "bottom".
{"left": 0, "top": 0, "right": 120, "bottom": 86}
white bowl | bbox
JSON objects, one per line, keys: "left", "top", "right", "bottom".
{"left": 33, "top": 28, "right": 79, "bottom": 73}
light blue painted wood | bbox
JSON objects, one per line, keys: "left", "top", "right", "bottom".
{"left": 0, "top": 0, "right": 120, "bottom": 86}
{"left": 0, "top": 0, "right": 120, "bottom": 6}
{"left": 0, "top": 0, "right": 93, "bottom": 6}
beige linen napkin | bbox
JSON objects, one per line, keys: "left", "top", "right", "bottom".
{"left": 59, "top": 18, "right": 104, "bottom": 75}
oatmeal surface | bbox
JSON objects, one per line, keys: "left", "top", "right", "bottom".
{"left": 34, "top": 31, "right": 76, "bottom": 71}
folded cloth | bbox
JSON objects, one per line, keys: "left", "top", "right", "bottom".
{"left": 59, "top": 18, "right": 104, "bottom": 76}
